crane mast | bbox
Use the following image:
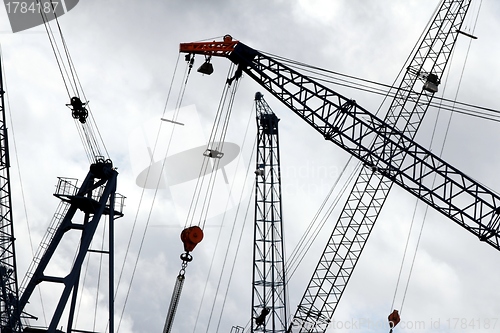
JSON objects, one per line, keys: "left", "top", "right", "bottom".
{"left": 179, "top": 1, "right": 500, "bottom": 329}
{"left": 0, "top": 51, "right": 22, "bottom": 333}
{"left": 209, "top": 40, "right": 500, "bottom": 248}
{"left": 252, "top": 92, "right": 287, "bottom": 333}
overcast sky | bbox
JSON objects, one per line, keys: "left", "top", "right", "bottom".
{"left": 2, "top": 1, "right": 500, "bottom": 333}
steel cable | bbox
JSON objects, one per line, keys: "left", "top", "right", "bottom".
{"left": 191, "top": 99, "right": 256, "bottom": 332}
{"left": 394, "top": 0, "right": 483, "bottom": 314}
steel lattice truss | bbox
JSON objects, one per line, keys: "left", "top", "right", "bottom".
{"left": 291, "top": 1, "right": 472, "bottom": 331}
{"left": 0, "top": 56, "right": 22, "bottom": 333}
{"left": 252, "top": 94, "right": 288, "bottom": 333}
{"left": 178, "top": 1, "right": 499, "bottom": 332}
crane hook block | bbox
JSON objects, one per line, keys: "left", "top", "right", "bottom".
{"left": 388, "top": 309, "right": 401, "bottom": 332}
{"left": 66, "top": 96, "right": 89, "bottom": 124}
{"left": 180, "top": 226, "right": 204, "bottom": 252}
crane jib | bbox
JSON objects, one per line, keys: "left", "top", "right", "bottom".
{"left": 180, "top": 38, "right": 500, "bottom": 249}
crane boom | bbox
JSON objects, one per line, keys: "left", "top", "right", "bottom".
{"left": 16, "top": 164, "right": 124, "bottom": 333}
{"left": 180, "top": 36, "right": 500, "bottom": 251}
{"left": 291, "top": 1, "right": 473, "bottom": 331}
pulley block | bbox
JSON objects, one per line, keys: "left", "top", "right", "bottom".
{"left": 180, "top": 226, "right": 204, "bottom": 252}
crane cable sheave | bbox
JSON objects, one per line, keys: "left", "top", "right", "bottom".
{"left": 66, "top": 95, "right": 111, "bottom": 165}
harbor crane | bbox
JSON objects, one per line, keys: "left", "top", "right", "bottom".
{"left": 178, "top": 1, "right": 499, "bottom": 332}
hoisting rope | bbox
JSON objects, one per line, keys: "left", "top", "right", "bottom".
{"left": 33, "top": 3, "right": 115, "bottom": 331}
{"left": 162, "top": 55, "right": 242, "bottom": 333}
{"left": 279, "top": 5, "right": 419, "bottom": 280}
{"left": 192, "top": 100, "right": 256, "bottom": 333}
{"left": 204, "top": 129, "right": 256, "bottom": 333}
{"left": 284, "top": 155, "right": 360, "bottom": 280}
{"left": 115, "top": 53, "right": 185, "bottom": 333}
{"left": 176, "top": 59, "right": 239, "bottom": 258}
{"left": 1, "top": 46, "right": 49, "bottom": 327}
{"left": 211, "top": 148, "right": 255, "bottom": 333}
{"left": 36, "top": 0, "right": 110, "bottom": 164}
{"left": 390, "top": 3, "right": 483, "bottom": 328}
{"left": 261, "top": 52, "right": 500, "bottom": 123}
{"left": 183, "top": 62, "right": 240, "bottom": 231}
{"left": 162, "top": 261, "right": 188, "bottom": 333}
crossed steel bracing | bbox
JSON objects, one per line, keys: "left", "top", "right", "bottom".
{"left": 252, "top": 94, "right": 288, "bottom": 333}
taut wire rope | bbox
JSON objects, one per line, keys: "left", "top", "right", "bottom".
{"left": 192, "top": 98, "right": 256, "bottom": 333}
{"left": 0, "top": 45, "right": 48, "bottom": 326}
{"left": 392, "top": 1, "right": 482, "bottom": 314}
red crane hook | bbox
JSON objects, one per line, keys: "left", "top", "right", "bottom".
{"left": 180, "top": 226, "right": 204, "bottom": 252}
